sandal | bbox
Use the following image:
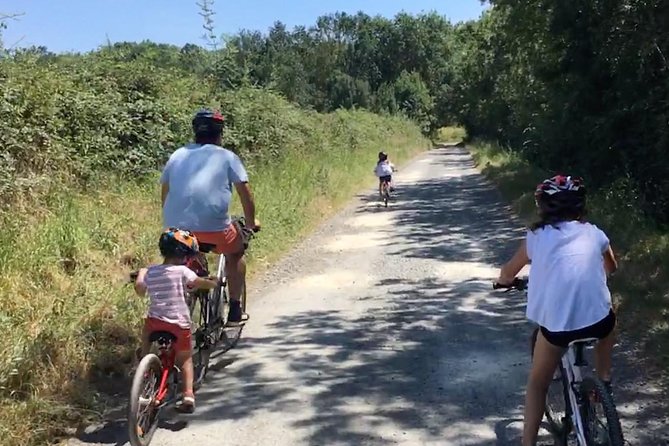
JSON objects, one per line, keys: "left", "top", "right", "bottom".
{"left": 175, "top": 395, "right": 195, "bottom": 414}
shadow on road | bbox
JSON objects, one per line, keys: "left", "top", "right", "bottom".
{"left": 188, "top": 148, "right": 536, "bottom": 444}
{"left": 73, "top": 147, "right": 668, "bottom": 445}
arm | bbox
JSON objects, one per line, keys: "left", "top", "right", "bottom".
{"left": 234, "top": 181, "right": 257, "bottom": 229}
{"left": 229, "top": 154, "right": 258, "bottom": 229}
{"left": 160, "top": 154, "right": 174, "bottom": 208}
{"left": 603, "top": 245, "right": 618, "bottom": 275}
{"left": 183, "top": 267, "right": 219, "bottom": 291}
{"left": 187, "top": 277, "right": 220, "bottom": 290}
{"left": 134, "top": 268, "right": 148, "bottom": 296}
{"left": 161, "top": 183, "right": 169, "bottom": 208}
{"left": 497, "top": 239, "right": 530, "bottom": 285}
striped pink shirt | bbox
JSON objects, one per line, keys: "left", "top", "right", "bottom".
{"left": 141, "top": 264, "right": 198, "bottom": 329}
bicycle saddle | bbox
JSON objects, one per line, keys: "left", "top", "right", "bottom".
{"left": 149, "top": 331, "right": 177, "bottom": 344}
{"left": 567, "top": 337, "right": 599, "bottom": 347}
{"left": 198, "top": 242, "right": 217, "bottom": 253}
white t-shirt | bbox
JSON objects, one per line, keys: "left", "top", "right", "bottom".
{"left": 375, "top": 161, "right": 394, "bottom": 177}
{"left": 525, "top": 221, "right": 612, "bottom": 332}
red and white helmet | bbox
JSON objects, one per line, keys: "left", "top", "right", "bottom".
{"left": 535, "top": 175, "right": 585, "bottom": 197}
{"left": 534, "top": 175, "right": 586, "bottom": 214}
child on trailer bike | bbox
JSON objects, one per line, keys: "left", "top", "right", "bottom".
{"left": 133, "top": 228, "right": 219, "bottom": 414}
{"left": 495, "top": 175, "right": 618, "bottom": 446}
{"left": 374, "top": 151, "right": 396, "bottom": 198}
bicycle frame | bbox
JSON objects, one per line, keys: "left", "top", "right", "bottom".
{"left": 559, "top": 338, "right": 599, "bottom": 445}
{"left": 149, "top": 337, "right": 178, "bottom": 407}
{"left": 206, "top": 253, "right": 227, "bottom": 325}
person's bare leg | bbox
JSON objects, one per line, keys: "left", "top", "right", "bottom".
{"left": 595, "top": 329, "right": 616, "bottom": 382}
{"left": 522, "top": 331, "right": 564, "bottom": 446}
{"left": 176, "top": 350, "right": 194, "bottom": 398}
{"left": 378, "top": 182, "right": 383, "bottom": 197}
{"left": 175, "top": 350, "right": 195, "bottom": 412}
{"left": 225, "top": 251, "right": 245, "bottom": 304}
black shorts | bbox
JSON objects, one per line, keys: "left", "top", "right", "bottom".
{"left": 379, "top": 175, "right": 392, "bottom": 184}
{"left": 541, "top": 309, "right": 616, "bottom": 348}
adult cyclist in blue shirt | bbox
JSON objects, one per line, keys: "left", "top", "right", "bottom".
{"left": 160, "top": 109, "right": 260, "bottom": 325}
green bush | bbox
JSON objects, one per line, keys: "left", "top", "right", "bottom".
{"left": 0, "top": 54, "right": 429, "bottom": 444}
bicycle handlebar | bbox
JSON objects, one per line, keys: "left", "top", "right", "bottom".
{"left": 492, "top": 277, "right": 528, "bottom": 291}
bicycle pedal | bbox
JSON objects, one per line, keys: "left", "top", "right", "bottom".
{"left": 225, "top": 320, "right": 246, "bottom": 327}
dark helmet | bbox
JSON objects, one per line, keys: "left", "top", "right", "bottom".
{"left": 192, "top": 108, "right": 225, "bottom": 135}
{"left": 534, "top": 175, "right": 586, "bottom": 216}
{"left": 158, "top": 227, "right": 199, "bottom": 258}
{"left": 378, "top": 151, "right": 388, "bottom": 162}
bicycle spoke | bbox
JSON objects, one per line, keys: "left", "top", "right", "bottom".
{"left": 135, "top": 373, "right": 157, "bottom": 437}
{"left": 128, "top": 354, "right": 163, "bottom": 446}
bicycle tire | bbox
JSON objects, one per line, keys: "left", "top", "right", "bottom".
{"left": 219, "top": 281, "right": 245, "bottom": 352}
{"left": 190, "top": 292, "right": 212, "bottom": 386}
{"left": 580, "top": 377, "right": 625, "bottom": 446}
{"left": 530, "top": 327, "right": 571, "bottom": 441}
{"left": 128, "top": 354, "right": 162, "bottom": 446}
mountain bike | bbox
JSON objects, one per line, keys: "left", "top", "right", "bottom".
{"left": 185, "top": 216, "right": 258, "bottom": 385}
{"left": 493, "top": 278, "right": 625, "bottom": 446}
{"left": 126, "top": 217, "right": 257, "bottom": 445}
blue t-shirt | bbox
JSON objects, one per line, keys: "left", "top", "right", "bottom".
{"left": 161, "top": 143, "right": 248, "bottom": 232}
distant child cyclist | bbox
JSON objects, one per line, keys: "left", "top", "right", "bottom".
{"left": 374, "top": 151, "right": 397, "bottom": 198}
{"left": 495, "top": 175, "right": 618, "bottom": 446}
{"left": 134, "top": 228, "right": 219, "bottom": 413}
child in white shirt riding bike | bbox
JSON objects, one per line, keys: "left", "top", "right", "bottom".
{"left": 496, "top": 175, "right": 618, "bottom": 446}
{"left": 374, "top": 151, "right": 396, "bottom": 198}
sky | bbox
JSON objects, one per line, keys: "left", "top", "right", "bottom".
{"left": 1, "top": 0, "right": 488, "bottom": 53}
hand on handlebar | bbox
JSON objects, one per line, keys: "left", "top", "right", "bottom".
{"left": 492, "top": 277, "right": 528, "bottom": 291}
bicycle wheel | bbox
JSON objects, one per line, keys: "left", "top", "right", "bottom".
{"left": 530, "top": 327, "right": 570, "bottom": 440}
{"left": 128, "top": 354, "right": 162, "bottom": 446}
{"left": 189, "top": 292, "right": 212, "bottom": 386}
{"left": 579, "top": 377, "right": 625, "bottom": 446}
{"left": 219, "top": 282, "right": 245, "bottom": 352}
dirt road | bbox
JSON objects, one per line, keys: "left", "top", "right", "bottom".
{"left": 71, "top": 147, "right": 668, "bottom": 445}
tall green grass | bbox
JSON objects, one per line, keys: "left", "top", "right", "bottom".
{"left": 469, "top": 138, "right": 669, "bottom": 382}
{"left": 0, "top": 109, "right": 429, "bottom": 446}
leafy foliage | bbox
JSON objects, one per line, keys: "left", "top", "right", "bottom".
{"left": 0, "top": 15, "right": 431, "bottom": 444}
{"left": 445, "top": 1, "right": 669, "bottom": 223}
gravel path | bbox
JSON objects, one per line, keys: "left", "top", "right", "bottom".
{"left": 70, "top": 147, "right": 668, "bottom": 446}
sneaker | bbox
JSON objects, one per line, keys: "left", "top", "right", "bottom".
{"left": 227, "top": 301, "right": 246, "bottom": 326}
{"left": 175, "top": 395, "right": 195, "bottom": 414}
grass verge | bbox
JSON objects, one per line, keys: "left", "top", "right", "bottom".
{"left": 0, "top": 111, "right": 430, "bottom": 446}
{"left": 436, "top": 126, "right": 468, "bottom": 143}
{"left": 469, "top": 139, "right": 669, "bottom": 384}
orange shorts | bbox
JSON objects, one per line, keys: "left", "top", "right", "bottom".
{"left": 192, "top": 222, "right": 244, "bottom": 255}
{"left": 143, "top": 318, "right": 192, "bottom": 353}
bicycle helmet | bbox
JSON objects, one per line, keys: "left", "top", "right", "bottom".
{"left": 378, "top": 151, "right": 388, "bottom": 162}
{"left": 192, "top": 108, "right": 225, "bottom": 135}
{"left": 158, "top": 227, "right": 200, "bottom": 258}
{"left": 534, "top": 175, "right": 586, "bottom": 216}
